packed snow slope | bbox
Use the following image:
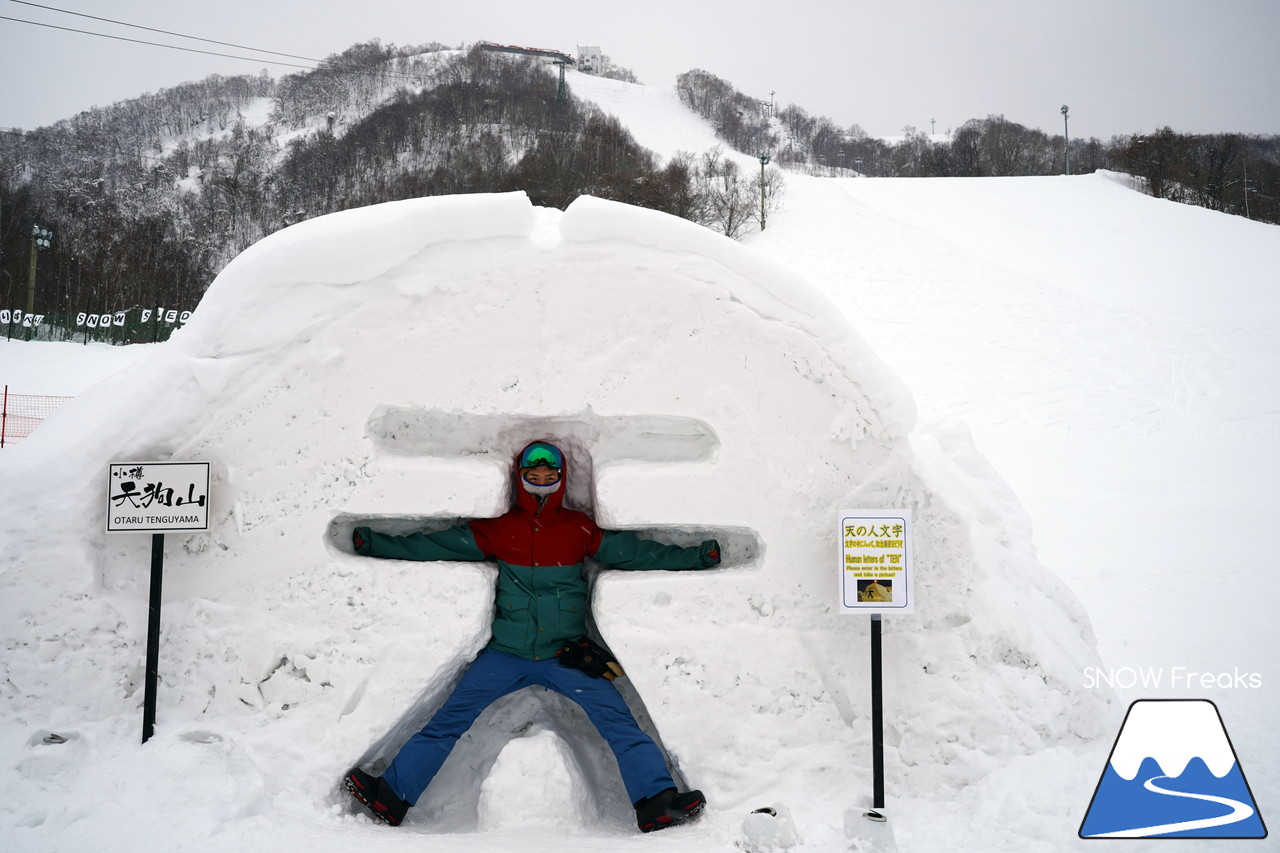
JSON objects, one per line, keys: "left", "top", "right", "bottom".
{"left": 752, "top": 170, "right": 1280, "bottom": 806}
{"left": 1, "top": 191, "right": 1110, "bottom": 852}
{"left": 571, "top": 69, "right": 1280, "bottom": 847}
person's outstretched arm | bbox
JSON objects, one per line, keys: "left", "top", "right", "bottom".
{"left": 352, "top": 523, "right": 488, "bottom": 562}
{"left": 593, "top": 531, "right": 720, "bottom": 571}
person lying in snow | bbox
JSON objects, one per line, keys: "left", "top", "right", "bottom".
{"left": 344, "top": 440, "right": 721, "bottom": 832}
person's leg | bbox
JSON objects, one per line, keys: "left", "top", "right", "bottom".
{"left": 537, "top": 660, "right": 674, "bottom": 804}
{"left": 382, "top": 649, "right": 532, "bottom": 804}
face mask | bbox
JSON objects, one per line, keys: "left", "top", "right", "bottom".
{"left": 522, "top": 479, "right": 562, "bottom": 497}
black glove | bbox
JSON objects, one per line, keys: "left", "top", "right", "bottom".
{"left": 699, "top": 539, "right": 721, "bottom": 567}
{"left": 557, "top": 638, "right": 624, "bottom": 680}
{"left": 352, "top": 526, "right": 372, "bottom": 555}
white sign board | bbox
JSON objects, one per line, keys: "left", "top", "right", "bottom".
{"left": 838, "top": 508, "right": 914, "bottom": 614}
{"left": 107, "top": 461, "right": 210, "bottom": 533}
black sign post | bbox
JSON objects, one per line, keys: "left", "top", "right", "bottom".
{"left": 868, "top": 613, "right": 886, "bottom": 817}
{"left": 850, "top": 611, "right": 897, "bottom": 850}
{"left": 107, "top": 461, "right": 210, "bottom": 745}
{"left": 838, "top": 508, "right": 913, "bottom": 849}
{"left": 142, "top": 533, "right": 165, "bottom": 743}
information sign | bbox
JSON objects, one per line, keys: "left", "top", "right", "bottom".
{"left": 107, "top": 461, "right": 210, "bottom": 533}
{"left": 838, "top": 508, "right": 913, "bottom": 614}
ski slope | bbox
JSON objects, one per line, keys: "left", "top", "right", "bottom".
{"left": 571, "top": 67, "right": 1280, "bottom": 836}
{"left": 753, "top": 169, "right": 1280, "bottom": 820}
{"left": 567, "top": 75, "right": 1279, "bottom": 796}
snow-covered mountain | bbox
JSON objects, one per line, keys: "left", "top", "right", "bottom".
{"left": 1110, "top": 701, "right": 1236, "bottom": 781}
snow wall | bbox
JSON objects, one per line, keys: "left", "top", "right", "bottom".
{"left": 1, "top": 192, "right": 1110, "bottom": 846}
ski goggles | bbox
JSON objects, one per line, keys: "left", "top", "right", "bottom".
{"left": 519, "top": 442, "right": 564, "bottom": 471}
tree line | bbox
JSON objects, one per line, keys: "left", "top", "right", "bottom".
{"left": 3, "top": 48, "right": 1274, "bottom": 345}
{"left": 1, "top": 44, "right": 784, "bottom": 342}
{"left": 678, "top": 69, "right": 1279, "bottom": 224}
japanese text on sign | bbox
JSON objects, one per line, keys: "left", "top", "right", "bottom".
{"left": 839, "top": 509, "right": 914, "bottom": 614}
{"left": 107, "top": 461, "right": 210, "bottom": 533}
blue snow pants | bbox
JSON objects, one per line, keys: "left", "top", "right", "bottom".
{"left": 381, "top": 648, "right": 674, "bottom": 806}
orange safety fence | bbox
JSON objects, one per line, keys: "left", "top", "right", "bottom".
{"left": 1, "top": 386, "right": 74, "bottom": 448}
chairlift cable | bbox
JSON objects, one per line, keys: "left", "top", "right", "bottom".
{"left": 8, "top": 0, "right": 323, "bottom": 62}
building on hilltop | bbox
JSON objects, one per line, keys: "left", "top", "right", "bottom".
{"left": 577, "top": 46, "right": 602, "bottom": 75}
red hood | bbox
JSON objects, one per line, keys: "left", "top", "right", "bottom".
{"left": 513, "top": 440, "right": 567, "bottom": 514}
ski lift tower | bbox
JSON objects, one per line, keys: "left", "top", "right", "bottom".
{"left": 554, "top": 56, "right": 569, "bottom": 102}
{"left": 478, "top": 42, "right": 576, "bottom": 102}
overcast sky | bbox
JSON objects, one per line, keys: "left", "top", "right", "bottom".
{"left": 1, "top": 0, "right": 1277, "bottom": 141}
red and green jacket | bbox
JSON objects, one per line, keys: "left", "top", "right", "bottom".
{"left": 354, "top": 465, "right": 719, "bottom": 661}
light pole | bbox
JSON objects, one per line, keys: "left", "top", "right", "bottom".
{"left": 1061, "top": 105, "right": 1070, "bottom": 175}
{"left": 1243, "top": 155, "right": 1252, "bottom": 220}
{"left": 758, "top": 151, "right": 771, "bottom": 230}
{"left": 754, "top": 117, "right": 772, "bottom": 231}
{"left": 26, "top": 224, "right": 53, "bottom": 341}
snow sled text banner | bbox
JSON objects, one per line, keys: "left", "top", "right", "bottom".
{"left": 838, "top": 508, "right": 914, "bottom": 615}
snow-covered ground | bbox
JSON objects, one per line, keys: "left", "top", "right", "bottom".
{"left": 0, "top": 340, "right": 157, "bottom": 397}
{"left": 1, "top": 69, "right": 1276, "bottom": 853}
{"left": 755, "top": 172, "right": 1279, "bottom": 850}
{"left": 572, "top": 76, "right": 1280, "bottom": 817}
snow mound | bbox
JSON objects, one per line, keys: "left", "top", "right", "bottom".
{"left": 0, "top": 192, "right": 1107, "bottom": 850}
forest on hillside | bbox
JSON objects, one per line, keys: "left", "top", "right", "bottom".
{"left": 0, "top": 44, "right": 780, "bottom": 343}
{"left": 678, "top": 68, "right": 1278, "bottom": 220}
{"left": 2, "top": 45, "right": 1275, "bottom": 345}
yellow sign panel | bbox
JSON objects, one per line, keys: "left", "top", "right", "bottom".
{"left": 839, "top": 509, "right": 913, "bottom": 614}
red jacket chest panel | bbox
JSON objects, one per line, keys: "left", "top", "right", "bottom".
{"left": 471, "top": 508, "right": 602, "bottom": 566}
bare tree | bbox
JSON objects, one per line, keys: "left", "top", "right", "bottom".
{"left": 696, "top": 149, "right": 755, "bottom": 238}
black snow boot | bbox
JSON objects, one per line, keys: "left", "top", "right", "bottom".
{"left": 344, "top": 767, "right": 410, "bottom": 826}
{"left": 634, "top": 786, "right": 706, "bottom": 833}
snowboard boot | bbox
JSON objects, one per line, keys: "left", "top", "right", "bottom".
{"left": 634, "top": 786, "right": 706, "bottom": 833}
{"left": 344, "top": 767, "right": 410, "bottom": 826}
